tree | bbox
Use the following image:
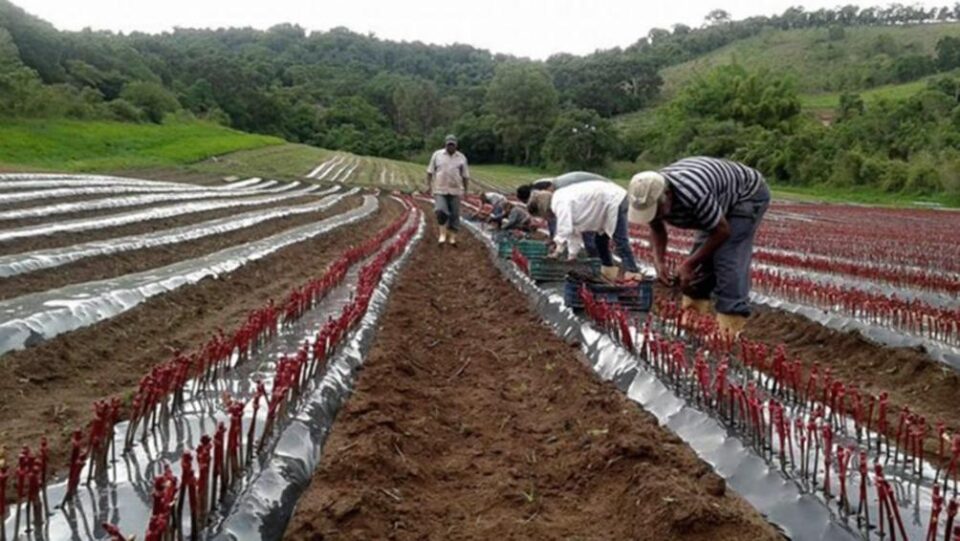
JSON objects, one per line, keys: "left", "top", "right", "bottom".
{"left": 485, "top": 62, "right": 559, "bottom": 165}
{"left": 894, "top": 55, "right": 936, "bottom": 82}
{"left": 936, "top": 36, "right": 960, "bottom": 71}
{"left": 542, "top": 108, "right": 619, "bottom": 170}
{"left": 120, "top": 81, "right": 179, "bottom": 123}
{"left": 704, "top": 9, "right": 731, "bottom": 26}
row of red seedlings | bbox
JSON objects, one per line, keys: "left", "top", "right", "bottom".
{"left": 629, "top": 218, "right": 960, "bottom": 297}
{"left": 0, "top": 198, "right": 417, "bottom": 541}
{"left": 631, "top": 242, "right": 960, "bottom": 347}
{"left": 578, "top": 285, "right": 960, "bottom": 541}
{"left": 126, "top": 203, "right": 420, "bottom": 541}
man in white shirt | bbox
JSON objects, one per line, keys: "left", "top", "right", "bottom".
{"left": 426, "top": 134, "right": 470, "bottom": 245}
{"left": 527, "top": 181, "right": 642, "bottom": 281}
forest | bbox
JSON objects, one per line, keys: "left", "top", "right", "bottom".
{"left": 3, "top": 0, "right": 960, "bottom": 195}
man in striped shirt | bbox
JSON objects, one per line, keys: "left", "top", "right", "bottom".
{"left": 627, "top": 157, "right": 771, "bottom": 337}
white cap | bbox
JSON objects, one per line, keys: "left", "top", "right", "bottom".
{"left": 627, "top": 171, "right": 666, "bottom": 224}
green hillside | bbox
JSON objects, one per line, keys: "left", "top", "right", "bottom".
{"left": 661, "top": 23, "right": 960, "bottom": 96}
{"left": 0, "top": 119, "right": 282, "bottom": 172}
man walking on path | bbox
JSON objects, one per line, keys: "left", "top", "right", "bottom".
{"left": 527, "top": 180, "right": 642, "bottom": 282}
{"left": 627, "top": 156, "right": 770, "bottom": 338}
{"left": 426, "top": 134, "right": 470, "bottom": 245}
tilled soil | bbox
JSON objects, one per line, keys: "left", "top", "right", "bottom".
{"left": 0, "top": 194, "right": 323, "bottom": 256}
{"left": 0, "top": 197, "right": 403, "bottom": 483}
{"left": 745, "top": 305, "right": 960, "bottom": 450}
{"left": 283, "top": 221, "right": 781, "bottom": 541}
{"left": 0, "top": 195, "right": 362, "bottom": 300}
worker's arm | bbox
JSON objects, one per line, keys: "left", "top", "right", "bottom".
{"left": 425, "top": 152, "right": 436, "bottom": 193}
{"left": 681, "top": 217, "right": 731, "bottom": 285}
{"left": 648, "top": 219, "right": 671, "bottom": 286}
{"left": 461, "top": 161, "right": 470, "bottom": 194}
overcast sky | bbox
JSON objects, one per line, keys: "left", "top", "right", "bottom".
{"left": 12, "top": 0, "right": 950, "bottom": 59}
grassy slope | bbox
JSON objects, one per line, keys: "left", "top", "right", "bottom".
{"left": 661, "top": 23, "right": 960, "bottom": 97}
{"left": 0, "top": 119, "right": 283, "bottom": 172}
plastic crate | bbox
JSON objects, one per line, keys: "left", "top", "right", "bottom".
{"left": 497, "top": 236, "right": 549, "bottom": 259}
{"left": 563, "top": 276, "right": 654, "bottom": 312}
{"left": 527, "top": 257, "right": 601, "bottom": 282}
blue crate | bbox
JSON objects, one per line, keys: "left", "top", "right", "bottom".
{"left": 563, "top": 277, "right": 654, "bottom": 312}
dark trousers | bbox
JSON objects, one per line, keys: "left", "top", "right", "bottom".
{"left": 595, "top": 196, "right": 639, "bottom": 272}
{"left": 434, "top": 194, "right": 460, "bottom": 231}
{"left": 688, "top": 184, "right": 770, "bottom": 316}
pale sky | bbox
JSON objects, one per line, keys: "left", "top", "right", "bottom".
{"left": 11, "top": 0, "right": 951, "bottom": 59}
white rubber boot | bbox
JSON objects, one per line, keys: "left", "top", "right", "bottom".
{"left": 438, "top": 226, "right": 447, "bottom": 245}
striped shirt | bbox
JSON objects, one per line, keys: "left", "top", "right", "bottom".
{"left": 660, "top": 157, "right": 765, "bottom": 230}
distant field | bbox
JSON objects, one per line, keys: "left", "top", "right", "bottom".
{"left": 0, "top": 119, "right": 283, "bottom": 172}
{"left": 799, "top": 78, "right": 932, "bottom": 110}
{"left": 661, "top": 23, "right": 960, "bottom": 96}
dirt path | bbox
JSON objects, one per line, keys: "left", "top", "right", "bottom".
{"left": 0, "top": 194, "right": 322, "bottom": 256}
{"left": 0, "top": 195, "right": 362, "bottom": 300}
{"left": 283, "top": 221, "right": 780, "bottom": 541}
{"left": 0, "top": 197, "right": 403, "bottom": 483}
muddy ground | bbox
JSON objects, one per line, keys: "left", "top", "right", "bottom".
{"left": 283, "top": 220, "right": 781, "bottom": 541}
{"left": 0, "top": 197, "right": 403, "bottom": 481}
{"left": 0, "top": 195, "right": 362, "bottom": 300}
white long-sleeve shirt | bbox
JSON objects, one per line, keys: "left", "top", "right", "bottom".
{"left": 550, "top": 180, "right": 626, "bottom": 258}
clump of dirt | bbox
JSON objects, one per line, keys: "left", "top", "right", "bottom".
{"left": 0, "top": 197, "right": 403, "bottom": 487}
{"left": 283, "top": 220, "right": 781, "bottom": 541}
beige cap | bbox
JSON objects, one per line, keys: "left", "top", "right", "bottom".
{"left": 527, "top": 190, "right": 553, "bottom": 217}
{"left": 627, "top": 171, "right": 666, "bottom": 224}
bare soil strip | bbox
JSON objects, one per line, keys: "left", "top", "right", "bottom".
{"left": 0, "top": 197, "right": 403, "bottom": 483}
{"left": 0, "top": 195, "right": 363, "bottom": 300}
{"left": 0, "top": 195, "right": 322, "bottom": 256}
{"left": 283, "top": 220, "right": 780, "bottom": 541}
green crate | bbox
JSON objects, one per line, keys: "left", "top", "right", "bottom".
{"left": 497, "top": 237, "right": 550, "bottom": 259}
{"left": 528, "top": 257, "right": 601, "bottom": 282}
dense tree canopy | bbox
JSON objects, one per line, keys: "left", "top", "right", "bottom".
{"left": 4, "top": 0, "right": 960, "bottom": 191}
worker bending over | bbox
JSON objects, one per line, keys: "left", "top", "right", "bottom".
{"left": 500, "top": 202, "right": 534, "bottom": 232}
{"left": 516, "top": 171, "right": 610, "bottom": 257}
{"left": 527, "top": 180, "right": 642, "bottom": 282}
{"left": 627, "top": 156, "right": 770, "bottom": 337}
{"left": 480, "top": 192, "right": 508, "bottom": 222}
{"left": 426, "top": 134, "right": 470, "bottom": 245}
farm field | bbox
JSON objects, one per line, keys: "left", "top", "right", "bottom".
{"left": 0, "top": 161, "right": 959, "bottom": 541}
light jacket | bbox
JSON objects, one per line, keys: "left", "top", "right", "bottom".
{"left": 550, "top": 180, "right": 626, "bottom": 258}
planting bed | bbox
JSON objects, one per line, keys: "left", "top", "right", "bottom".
{"left": 282, "top": 218, "right": 779, "bottom": 541}
{"left": 4, "top": 169, "right": 960, "bottom": 541}
{"left": 0, "top": 192, "right": 403, "bottom": 482}
{"left": 0, "top": 195, "right": 362, "bottom": 300}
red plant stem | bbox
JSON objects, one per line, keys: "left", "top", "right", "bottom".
{"left": 946, "top": 499, "right": 958, "bottom": 541}
{"left": 928, "top": 485, "right": 944, "bottom": 541}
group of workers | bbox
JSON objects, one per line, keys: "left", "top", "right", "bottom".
{"left": 425, "top": 135, "right": 769, "bottom": 337}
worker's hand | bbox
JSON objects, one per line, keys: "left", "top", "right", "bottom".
{"left": 655, "top": 262, "right": 674, "bottom": 287}
{"left": 678, "top": 260, "right": 697, "bottom": 289}
{"left": 565, "top": 253, "right": 577, "bottom": 262}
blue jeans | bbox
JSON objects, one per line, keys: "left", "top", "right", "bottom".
{"left": 688, "top": 184, "right": 770, "bottom": 316}
{"left": 595, "top": 196, "right": 638, "bottom": 272}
